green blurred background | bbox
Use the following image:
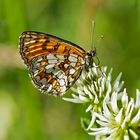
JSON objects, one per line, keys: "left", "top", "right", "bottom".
{"left": 0, "top": 0, "right": 140, "bottom": 139}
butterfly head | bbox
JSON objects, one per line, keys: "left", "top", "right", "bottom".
{"left": 88, "top": 49, "right": 96, "bottom": 57}
{"left": 84, "top": 49, "right": 96, "bottom": 71}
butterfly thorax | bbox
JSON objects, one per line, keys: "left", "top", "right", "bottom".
{"left": 84, "top": 50, "right": 96, "bottom": 72}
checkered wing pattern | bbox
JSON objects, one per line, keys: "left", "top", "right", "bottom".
{"left": 19, "top": 31, "right": 87, "bottom": 95}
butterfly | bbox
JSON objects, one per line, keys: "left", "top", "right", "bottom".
{"left": 19, "top": 31, "right": 96, "bottom": 96}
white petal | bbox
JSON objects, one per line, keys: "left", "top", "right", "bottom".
{"left": 113, "top": 72, "right": 123, "bottom": 92}
{"left": 83, "top": 86, "right": 93, "bottom": 99}
{"left": 121, "top": 99, "right": 134, "bottom": 128}
{"left": 94, "top": 81, "right": 99, "bottom": 91}
{"left": 115, "top": 108, "right": 123, "bottom": 123}
{"left": 130, "top": 108, "right": 140, "bottom": 124}
{"left": 91, "top": 84, "right": 96, "bottom": 95}
{"left": 107, "top": 68, "right": 113, "bottom": 81}
{"left": 111, "top": 91, "right": 119, "bottom": 113}
{"left": 63, "top": 94, "right": 84, "bottom": 103}
{"left": 125, "top": 98, "right": 134, "bottom": 120}
{"left": 104, "top": 82, "right": 111, "bottom": 101}
{"left": 102, "top": 66, "right": 107, "bottom": 74}
{"left": 87, "top": 112, "right": 96, "bottom": 130}
{"left": 86, "top": 104, "right": 93, "bottom": 112}
{"left": 77, "top": 88, "right": 85, "bottom": 96}
{"left": 62, "top": 97, "right": 81, "bottom": 103}
{"left": 89, "top": 127, "right": 110, "bottom": 135}
{"left": 124, "top": 135, "right": 129, "bottom": 140}
{"left": 92, "top": 66, "right": 98, "bottom": 75}
{"left": 94, "top": 112, "right": 108, "bottom": 122}
{"left": 94, "top": 94, "right": 99, "bottom": 104}
{"left": 121, "top": 89, "right": 128, "bottom": 107}
{"left": 96, "top": 120, "right": 109, "bottom": 127}
{"left": 79, "top": 95, "right": 89, "bottom": 102}
{"left": 129, "top": 129, "right": 139, "bottom": 139}
{"left": 135, "top": 89, "right": 140, "bottom": 108}
{"left": 71, "top": 87, "right": 77, "bottom": 93}
{"left": 71, "top": 94, "right": 79, "bottom": 99}
{"left": 99, "top": 87, "right": 103, "bottom": 98}
{"left": 101, "top": 77, "right": 106, "bottom": 91}
{"left": 103, "top": 101, "right": 113, "bottom": 119}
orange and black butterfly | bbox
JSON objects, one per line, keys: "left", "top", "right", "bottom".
{"left": 19, "top": 31, "right": 96, "bottom": 96}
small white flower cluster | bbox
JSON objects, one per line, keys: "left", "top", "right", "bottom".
{"left": 63, "top": 65, "right": 140, "bottom": 139}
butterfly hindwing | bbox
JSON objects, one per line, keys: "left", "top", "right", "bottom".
{"left": 29, "top": 53, "right": 82, "bottom": 95}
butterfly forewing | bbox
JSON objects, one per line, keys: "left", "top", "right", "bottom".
{"left": 19, "top": 31, "right": 87, "bottom": 95}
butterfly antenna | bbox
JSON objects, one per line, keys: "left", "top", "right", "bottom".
{"left": 96, "top": 35, "right": 104, "bottom": 45}
{"left": 95, "top": 36, "right": 106, "bottom": 78}
{"left": 91, "top": 20, "right": 104, "bottom": 51}
{"left": 90, "top": 20, "right": 105, "bottom": 77}
{"left": 91, "top": 20, "right": 95, "bottom": 51}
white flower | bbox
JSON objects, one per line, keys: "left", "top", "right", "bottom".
{"left": 63, "top": 65, "right": 124, "bottom": 114}
{"left": 63, "top": 65, "right": 140, "bottom": 139}
{"left": 89, "top": 89, "right": 140, "bottom": 139}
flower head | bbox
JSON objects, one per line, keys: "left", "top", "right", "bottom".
{"left": 88, "top": 89, "right": 140, "bottom": 139}
{"left": 63, "top": 65, "right": 124, "bottom": 114}
{"left": 63, "top": 65, "right": 140, "bottom": 139}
